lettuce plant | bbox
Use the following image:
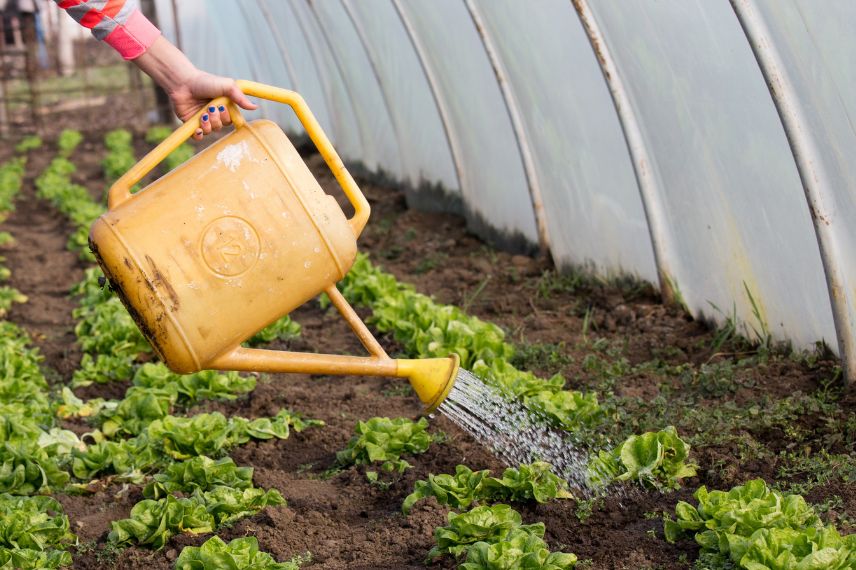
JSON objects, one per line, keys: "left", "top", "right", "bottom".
{"left": 110, "top": 487, "right": 284, "bottom": 549}
{"left": 73, "top": 409, "right": 321, "bottom": 480}
{"left": 403, "top": 462, "right": 572, "bottom": 514}
{"left": 14, "top": 135, "right": 42, "bottom": 153}
{"left": 430, "top": 505, "right": 535, "bottom": 559}
{"left": 0, "top": 442, "right": 69, "bottom": 495}
{"left": 588, "top": 426, "right": 697, "bottom": 491}
{"left": 481, "top": 462, "right": 574, "bottom": 503}
{"left": 462, "top": 527, "right": 578, "bottom": 570}
{"left": 99, "top": 386, "right": 176, "bottom": 437}
{"left": 523, "top": 390, "right": 603, "bottom": 431}
{"left": 429, "top": 504, "right": 576, "bottom": 567}
{"left": 0, "top": 495, "right": 75, "bottom": 552}
{"left": 175, "top": 536, "right": 305, "bottom": 570}
{"left": 403, "top": 464, "right": 490, "bottom": 514}
{"left": 336, "top": 417, "right": 434, "bottom": 475}
{"left": 133, "top": 362, "right": 255, "bottom": 403}
{"left": 0, "top": 157, "right": 25, "bottom": 217}
{"left": 198, "top": 486, "right": 285, "bottom": 526}
{"left": 0, "top": 547, "right": 72, "bottom": 569}
{"left": 245, "top": 316, "right": 302, "bottom": 346}
{"left": 56, "top": 129, "right": 83, "bottom": 158}
{"left": 664, "top": 479, "right": 855, "bottom": 570}
{"left": 72, "top": 436, "right": 163, "bottom": 482}
{"left": 143, "top": 456, "right": 253, "bottom": 499}
{"left": 108, "top": 494, "right": 214, "bottom": 549}
{"left": 102, "top": 129, "right": 136, "bottom": 183}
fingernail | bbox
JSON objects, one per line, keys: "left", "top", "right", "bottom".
{"left": 208, "top": 106, "right": 216, "bottom": 113}
{"left": 218, "top": 105, "right": 225, "bottom": 112}
{"left": 202, "top": 114, "right": 209, "bottom": 122}
{"left": 195, "top": 128, "right": 203, "bottom": 135}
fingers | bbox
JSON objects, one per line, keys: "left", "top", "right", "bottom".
{"left": 226, "top": 83, "right": 258, "bottom": 111}
{"left": 205, "top": 105, "right": 222, "bottom": 130}
{"left": 199, "top": 112, "right": 213, "bottom": 136}
{"left": 192, "top": 127, "right": 204, "bottom": 142}
{"left": 217, "top": 105, "right": 232, "bottom": 126}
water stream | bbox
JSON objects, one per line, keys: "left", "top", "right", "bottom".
{"left": 435, "top": 368, "right": 598, "bottom": 496}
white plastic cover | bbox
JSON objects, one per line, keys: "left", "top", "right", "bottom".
{"left": 394, "top": 0, "right": 539, "bottom": 248}
{"left": 587, "top": 0, "right": 834, "bottom": 349}
{"left": 471, "top": 0, "right": 657, "bottom": 280}
{"left": 151, "top": 0, "right": 852, "bottom": 360}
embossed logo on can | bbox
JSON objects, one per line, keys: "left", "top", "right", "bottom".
{"left": 200, "top": 216, "right": 260, "bottom": 277}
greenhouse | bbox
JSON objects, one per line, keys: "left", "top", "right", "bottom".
{"left": 0, "top": 0, "right": 853, "bottom": 568}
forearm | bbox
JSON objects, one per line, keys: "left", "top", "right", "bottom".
{"left": 133, "top": 36, "right": 198, "bottom": 96}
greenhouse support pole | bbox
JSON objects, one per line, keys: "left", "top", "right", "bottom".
{"left": 731, "top": 0, "right": 855, "bottom": 386}
{"left": 255, "top": 1, "right": 302, "bottom": 92}
{"left": 391, "top": 0, "right": 465, "bottom": 194}
{"left": 570, "top": 0, "right": 677, "bottom": 304}
{"left": 464, "top": 0, "right": 551, "bottom": 255}
{"left": 341, "top": 0, "right": 411, "bottom": 181}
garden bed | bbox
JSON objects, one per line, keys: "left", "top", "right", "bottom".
{"left": 0, "top": 129, "right": 852, "bottom": 569}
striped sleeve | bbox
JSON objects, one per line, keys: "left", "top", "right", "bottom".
{"left": 54, "top": 0, "right": 161, "bottom": 60}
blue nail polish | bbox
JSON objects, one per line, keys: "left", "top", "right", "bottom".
{"left": 208, "top": 106, "right": 216, "bottom": 113}
{"left": 202, "top": 114, "right": 209, "bottom": 122}
{"left": 218, "top": 105, "right": 225, "bottom": 112}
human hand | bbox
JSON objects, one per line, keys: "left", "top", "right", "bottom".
{"left": 133, "top": 37, "right": 258, "bottom": 141}
{"left": 169, "top": 71, "right": 258, "bottom": 141}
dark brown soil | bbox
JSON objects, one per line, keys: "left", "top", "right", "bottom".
{"left": 4, "top": 145, "right": 84, "bottom": 382}
{"left": 2, "top": 132, "right": 852, "bottom": 570}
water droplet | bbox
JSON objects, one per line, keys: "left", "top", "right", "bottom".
{"left": 438, "top": 369, "right": 600, "bottom": 497}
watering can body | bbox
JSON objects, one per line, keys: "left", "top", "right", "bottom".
{"left": 90, "top": 81, "right": 458, "bottom": 411}
{"left": 91, "top": 120, "right": 356, "bottom": 373}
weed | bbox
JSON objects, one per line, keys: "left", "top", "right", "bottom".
{"left": 742, "top": 282, "right": 773, "bottom": 352}
{"left": 811, "top": 495, "right": 854, "bottom": 530}
{"left": 381, "top": 383, "right": 413, "bottom": 397}
{"left": 381, "top": 244, "right": 403, "bottom": 260}
{"left": 535, "top": 269, "right": 585, "bottom": 299}
{"left": 776, "top": 449, "right": 856, "bottom": 495}
{"left": 95, "top": 541, "right": 124, "bottom": 565}
{"left": 574, "top": 496, "right": 603, "bottom": 523}
{"left": 462, "top": 275, "right": 491, "bottom": 312}
{"left": 581, "top": 306, "right": 594, "bottom": 340}
{"left": 414, "top": 252, "right": 447, "bottom": 274}
{"left": 511, "top": 341, "right": 572, "bottom": 375}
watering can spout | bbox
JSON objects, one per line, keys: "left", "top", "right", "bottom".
{"left": 208, "top": 349, "right": 459, "bottom": 413}
{"left": 398, "top": 354, "right": 460, "bottom": 412}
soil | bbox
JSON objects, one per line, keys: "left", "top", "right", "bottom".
{"left": 1, "top": 132, "right": 853, "bottom": 570}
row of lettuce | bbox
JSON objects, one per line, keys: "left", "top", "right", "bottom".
{"left": 4, "top": 131, "right": 310, "bottom": 569}
{"left": 0, "top": 143, "right": 78, "bottom": 567}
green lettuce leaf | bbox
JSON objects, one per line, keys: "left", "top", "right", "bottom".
{"left": 143, "top": 456, "right": 253, "bottom": 500}
{"left": 336, "top": 417, "right": 434, "bottom": 474}
{"left": 175, "top": 536, "right": 303, "bottom": 570}
{"left": 429, "top": 504, "right": 543, "bottom": 560}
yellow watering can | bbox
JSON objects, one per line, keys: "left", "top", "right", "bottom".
{"left": 89, "top": 80, "right": 458, "bottom": 412}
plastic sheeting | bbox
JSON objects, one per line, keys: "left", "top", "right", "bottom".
{"left": 149, "top": 0, "right": 853, "bottom": 372}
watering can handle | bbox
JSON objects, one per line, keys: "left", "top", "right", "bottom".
{"left": 107, "top": 80, "right": 371, "bottom": 238}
